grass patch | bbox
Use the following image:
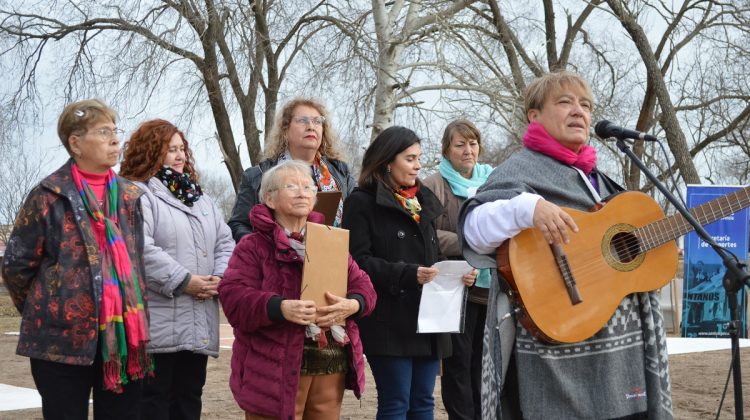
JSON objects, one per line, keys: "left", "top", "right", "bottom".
{"left": 0, "top": 291, "right": 19, "bottom": 317}
{"left": 0, "top": 291, "right": 21, "bottom": 331}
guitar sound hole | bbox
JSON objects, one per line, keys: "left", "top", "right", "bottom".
{"left": 610, "top": 232, "right": 641, "bottom": 263}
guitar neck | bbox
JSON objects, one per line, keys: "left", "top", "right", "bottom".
{"left": 636, "top": 186, "right": 750, "bottom": 252}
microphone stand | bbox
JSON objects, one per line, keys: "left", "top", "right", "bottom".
{"left": 614, "top": 138, "right": 750, "bottom": 420}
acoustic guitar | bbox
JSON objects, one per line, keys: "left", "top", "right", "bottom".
{"left": 495, "top": 188, "right": 750, "bottom": 344}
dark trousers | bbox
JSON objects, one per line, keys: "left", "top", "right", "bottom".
{"left": 441, "top": 300, "right": 487, "bottom": 420}
{"left": 139, "top": 351, "right": 208, "bottom": 420}
{"left": 30, "top": 356, "right": 143, "bottom": 420}
{"left": 367, "top": 355, "right": 440, "bottom": 420}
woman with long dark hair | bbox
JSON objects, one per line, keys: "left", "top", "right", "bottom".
{"left": 343, "top": 126, "right": 475, "bottom": 419}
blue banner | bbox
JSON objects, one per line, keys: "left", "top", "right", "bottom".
{"left": 681, "top": 185, "right": 748, "bottom": 338}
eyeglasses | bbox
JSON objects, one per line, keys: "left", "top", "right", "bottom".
{"left": 292, "top": 116, "right": 326, "bottom": 126}
{"left": 276, "top": 183, "right": 318, "bottom": 195}
{"left": 88, "top": 127, "right": 125, "bottom": 140}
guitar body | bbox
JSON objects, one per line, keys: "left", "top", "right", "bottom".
{"left": 500, "top": 191, "right": 678, "bottom": 343}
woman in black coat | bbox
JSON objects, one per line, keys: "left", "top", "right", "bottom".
{"left": 342, "top": 126, "right": 475, "bottom": 419}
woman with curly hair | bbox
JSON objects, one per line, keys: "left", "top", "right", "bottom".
{"left": 228, "top": 97, "right": 356, "bottom": 241}
{"left": 120, "top": 119, "right": 234, "bottom": 420}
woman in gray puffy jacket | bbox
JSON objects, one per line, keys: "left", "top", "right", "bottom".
{"left": 120, "top": 119, "right": 234, "bottom": 420}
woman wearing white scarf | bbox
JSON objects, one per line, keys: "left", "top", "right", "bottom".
{"left": 422, "top": 119, "right": 492, "bottom": 420}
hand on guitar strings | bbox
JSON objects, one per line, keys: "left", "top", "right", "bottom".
{"left": 532, "top": 199, "right": 579, "bottom": 245}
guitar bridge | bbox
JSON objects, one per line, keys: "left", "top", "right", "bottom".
{"left": 551, "top": 243, "right": 583, "bottom": 305}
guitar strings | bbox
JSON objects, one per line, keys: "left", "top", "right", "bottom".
{"left": 513, "top": 195, "right": 748, "bottom": 339}
{"left": 535, "top": 200, "right": 739, "bottom": 285}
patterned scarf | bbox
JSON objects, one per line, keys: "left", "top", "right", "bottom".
{"left": 155, "top": 166, "right": 202, "bottom": 207}
{"left": 280, "top": 152, "right": 344, "bottom": 226}
{"left": 393, "top": 185, "right": 422, "bottom": 223}
{"left": 71, "top": 164, "right": 153, "bottom": 393}
{"left": 523, "top": 121, "right": 597, "bottom": 175}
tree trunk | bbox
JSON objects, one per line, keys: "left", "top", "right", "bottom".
{"left": 627, "top": 85, "right": 657, "bottom": 190}
{"left": 607, "top": 0, "right": 700, "bottom": 184}
{"left": 370, "top": 1, "right": 402, "bottom": 141}
{"left": 200, "top": 23, "right": 243, "bottom": 188}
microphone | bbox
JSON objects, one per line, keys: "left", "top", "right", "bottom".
{"left": 594, "top": 120, "right": 658, "bottom": 142}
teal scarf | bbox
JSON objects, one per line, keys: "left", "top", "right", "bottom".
{"left": 439, "top": 157, "right": 493, "bottom": 288}
{"left": 438, "top": 157, "right": 493, "bottom": 199}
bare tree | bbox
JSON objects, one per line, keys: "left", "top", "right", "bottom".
{"left": 0, "top": 139, "right": 47, "bottom": 243}
{"left": 2, "top": 0, "right": 749, "bottom": 194}
{"left": 198, "top": 170, "right": 235, "bottom": 222}
{"left": 0, "top": 0, "right": 337, "bottom": 190}
{"left": 448, "top": 0, "right": 750, "bottom": 190}
{"left": 367, "top": 0, "right": 481, "bottom": 139}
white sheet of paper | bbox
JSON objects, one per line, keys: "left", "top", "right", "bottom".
{"left": 417, "top": 260, "right": 472, "bottom": 333}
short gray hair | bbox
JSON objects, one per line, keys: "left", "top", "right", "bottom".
{"left": 259, "top": 160, "right": 315, "bottom": 205}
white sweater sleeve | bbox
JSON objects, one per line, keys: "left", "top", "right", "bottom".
{"left": 464, "top": 192, "right": 542, "bottom": 255}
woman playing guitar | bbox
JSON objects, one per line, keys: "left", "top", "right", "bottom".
{"left": 460, "top": 71, "right": 673, "bottom": 420}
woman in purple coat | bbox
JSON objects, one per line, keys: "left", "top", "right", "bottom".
{"left": 218, "top": 160, "right": 376, "bottom": 420}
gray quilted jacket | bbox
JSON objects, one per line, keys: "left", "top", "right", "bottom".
{"left": 138, "top": 177, "right": 234, "bottom": 357}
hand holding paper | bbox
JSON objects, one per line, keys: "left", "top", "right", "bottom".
{"left": 417, "top": 266, "right": 440, "bottom": 284}
{"left": 417, "top": 260, "right": 473, "bottom": 333}
{"left": 462, "top": 269, "right": 478, "bottom": 287}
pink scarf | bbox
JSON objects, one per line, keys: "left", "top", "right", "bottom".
{"left": 522, "top": 121, "right": 597, "bottom": 175}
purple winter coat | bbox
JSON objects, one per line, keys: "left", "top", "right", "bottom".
{"left": 218, "top": 204, "right": 376, "bottom": 419}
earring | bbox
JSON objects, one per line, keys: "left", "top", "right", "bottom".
{"left": 387, "top": 166, "right": 391, "bottom": 173}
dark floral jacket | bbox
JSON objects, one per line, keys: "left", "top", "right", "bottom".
{"left": 2, "top": 160, "right": 146, "bottom": 366}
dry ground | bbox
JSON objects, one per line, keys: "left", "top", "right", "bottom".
{"left": 0, "top": 292, "right": 748, "bottom": 419}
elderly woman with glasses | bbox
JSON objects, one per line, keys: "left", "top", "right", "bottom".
{"left": 228, "top": 98, "right": 356, "bottom": 242}
{"left": 119, "top": 119, "right": 235, "bottom": 420}
{"left": 219, "top": 160, "right": 376, "bottom": 420}
{"left": 2, "top": 99, "right": 151, "bottom": 419}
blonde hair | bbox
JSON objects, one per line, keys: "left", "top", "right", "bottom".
{"left": 264, "top": 98, "right": 343, "bottom": 161}
{"left": 524, "top": 71, "right": 593, "bottom": 121}
{"left": 57, "top": 99, "right": 117, "bottom": 155}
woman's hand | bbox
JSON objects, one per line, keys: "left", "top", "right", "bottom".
{"left": 316, "top": 292, "right": 360, "bottom": 328}
{"left": 417, "top": 266, "right": 439, "bottom": 284}
{"left": 532, "top": 199, "right": 579, "bottom": 245}
{"left": 280, "top": 299, "right": 317, "bottom": 325}
{"left": 184, "top": 275, "right": 219, "bottom": 300}
{"left": 462, "top": 269, "right": 478, "bottom": 287}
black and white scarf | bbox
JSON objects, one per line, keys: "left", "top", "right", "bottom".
{"left": 155, "top": 166, "right": 203, "bottom": 207}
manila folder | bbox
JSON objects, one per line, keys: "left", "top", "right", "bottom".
{"left": 313, "top": 191, "right": 342, "bottom": 226}
{"left": 301, "top": 222, "right": 349, "bottom": 321}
